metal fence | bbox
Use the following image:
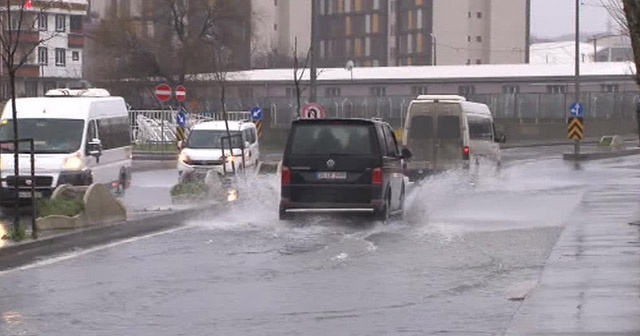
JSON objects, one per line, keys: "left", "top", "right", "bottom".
{"left": 171, "top": 92, "right": 638, "bottom": 129}
{"left": 130, "top": 109, "right": 252, "bottom": 150}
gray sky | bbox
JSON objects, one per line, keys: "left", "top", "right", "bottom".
{"left": 532, "top": 0, "right": 614, "bottom": 38}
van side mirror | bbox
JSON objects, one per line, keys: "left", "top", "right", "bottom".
{"left": 401, "top": 147, "right": 413, "bottom": 160}
{"left": 495, "top": 134, "right": 507, "bottom": 143}
{"left": 87, "top": 138, "right": 102, "bottom": 157}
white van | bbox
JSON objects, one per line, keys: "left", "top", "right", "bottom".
{"left": 0, "top": 88, "right": 132, "bottom": 203}
{"left": 402, "top": 95, "right": 505, "bottom": 180}
{"left": 177, "top": 119, "right": 260, "bottom": 179}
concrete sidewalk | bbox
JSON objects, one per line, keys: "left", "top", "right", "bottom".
{"left": 502, "top": 161, "right": 640, "bottom": 335}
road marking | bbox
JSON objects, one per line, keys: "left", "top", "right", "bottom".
{"left": 0, "top": 226, "right": 187, "bottom": 276}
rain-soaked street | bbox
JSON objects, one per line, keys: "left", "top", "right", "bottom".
{"left": 0, "top": 146, "right": 638, "bottom": 335}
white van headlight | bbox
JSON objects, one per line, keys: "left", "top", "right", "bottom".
{"left": 179, "top": 152, "right": 191, "bottom": 164}
{"left": 63, "top": 153, "right": 84, "bottom": 170}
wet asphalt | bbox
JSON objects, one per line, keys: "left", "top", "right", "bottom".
{"left": 0, "top": 145, "right": 635, "bottom": 335}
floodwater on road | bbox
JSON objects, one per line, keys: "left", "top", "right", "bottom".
{"left": 0, "top": 148, "right": 635, "bottom": 335}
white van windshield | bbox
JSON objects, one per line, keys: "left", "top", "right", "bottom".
{"left": 0, "top": 119, "right": 84, "bottom": 154}
{"left": 186, "top": 130, "right": 243, "bottom": 149}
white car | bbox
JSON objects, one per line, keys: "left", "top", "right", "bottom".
{"left": 177, "top": 120, "right": 260, "bottom": 179}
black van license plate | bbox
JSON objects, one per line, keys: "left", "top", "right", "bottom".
{"left": 317, "top": 172, "right": 347, "bottom": 180}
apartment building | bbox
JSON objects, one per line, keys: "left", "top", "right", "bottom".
{"left": 315, "top": 0, "right": 530, "bottom": 67}
{"left": 0, "top": 0, "right": 89, "bottom": 100}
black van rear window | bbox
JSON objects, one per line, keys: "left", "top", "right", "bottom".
{"left": 437, "top": 116, "right": 461, "bottom": 139}
{"left": 289, "top": 124, "right": 375, "bottom": 155}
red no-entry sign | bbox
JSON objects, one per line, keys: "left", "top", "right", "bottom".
{"left": 154, "top": 84, "right": 172, "bottom": 102}
{"left": 175, "top": 85, "right": 187, "bottom": 102}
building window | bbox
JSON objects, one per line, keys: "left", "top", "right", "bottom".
{"left": 274, "top": 0, "right": 277, "bottom": 5}
{"left": 601, "top": 84, "right": 619, "bottom": 93}
{"left": 459, "top": 86, "right": 476, "bottom": 96}
{"left": 546, "top": 85, "right": 567, "bottom": 94}
{"left": 371, "top": 86, "right": 386, "bottom": 97}
{"left": 476, "top": 12, "right": 482, "bottom": 19}
{"left": 38, "top": 13, "right": 48, "bottom": 31}
{"left": 55, "top": 15, "right": 66, "bottom": 32}
{"left": 274, "top": 23, "right": 277, "bottom": 31}
{"left": 412, "top": 86, "right": 428, "bottom": 96}
{"left": 72, "top": 51, "right": 80, "bottom": 61}
{"left": 466, "top": 59, "right": 471, "bottom": 65}
{"left": 468, "top": 11, "right": 471, "bottom": 18}
{"left": 324, "top": 87, "right": 341, "bottom": 97}
{"left": 503, "top": 85, "right": 520, "bottom": 94}
{"left": 70, "top": 15, "right": 83, "bottom": 31}
{"left": 38, "top": 47, "right": 48, "bottom": 65}
{"left": 476, "top": 59, "right": 482, "bottom": 64}
{"left": 476, "top": 36, "right": 482, "bottom": 42}
{"left": 55, "top": 48, "right": 66, "bottom": 66}
{"left": 467, "top": 36, "right": 471, "bottom": 42}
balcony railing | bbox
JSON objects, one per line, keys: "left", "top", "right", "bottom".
{"left": 5, "top": 30, "right": 40, "bottom": 44}
{"left": 68, "top": 33, "right": 84, "bottom": 48}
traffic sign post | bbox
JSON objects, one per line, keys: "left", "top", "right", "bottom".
{"left": 301, "top": 103, "right": 326, "bottom": 119}
{"left": 154, "top": 84, "right": 172, "bottom": 103}
{"left": 569, "top": 102, "right": 584, "bottom": 155}
{"left": 251, "top": 106, "right": 264, "bottom": 139}
{"left": 567, "top": 117, "right": 584, "bottom": 141}
{"left": 176, "top": 109, "right": 188, "bottom": 142}
{"left": 175, "top": 85, "right": 187, "bottom": 102}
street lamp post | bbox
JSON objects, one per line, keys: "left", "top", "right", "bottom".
{"left": 430, "top": 33, "right": 437, "bottom": 66}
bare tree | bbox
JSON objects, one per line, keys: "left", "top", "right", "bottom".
{"left": 601, "top": 0, "right": 629, "bottom": 35}
{"left": 89, "top": 0, "right": 251, "bottom": 88}
{"left": 292, "top": 37, "right": 311, "bottom": 118}
{"left": 0, "top": 0, "right": 59, "bottom": 237}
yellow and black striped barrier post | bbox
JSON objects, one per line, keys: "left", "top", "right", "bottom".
{"left": 176, "top": 126, "right": 186, "bottom": 142}
{"left": 567, "top": 117, "right": 584, "bottom": 141}
{"left": 255, "top": 120, "right": 263, "bottom": 139}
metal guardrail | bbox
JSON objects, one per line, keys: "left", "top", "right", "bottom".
{"left": 129, "top": 110, "right": 253, "bottom": 151}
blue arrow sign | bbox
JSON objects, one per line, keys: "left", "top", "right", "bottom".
{"left": 177, "top": 111, "right": 187, "bottom": 127}
{"left": 251, "top": 106, "right": 263, "bottom": 121}
{"left": 570, "top": 102, "right": 584, "bottom": 118}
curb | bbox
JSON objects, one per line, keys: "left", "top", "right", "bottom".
{"left": 0, "top": 202, "right": 222, "bottom": 272}
{"left": 562, "top": 148, "right": 640, "bottom": 161}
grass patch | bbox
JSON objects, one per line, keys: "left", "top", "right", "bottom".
{"left": 37, "top": 198, "right": 84, "bottom": 218}
{"left": 2, "top": 225, "right": 26, "bottom": 242}
{"left": 170, "top": 181, "right": 208, "bottom": 197}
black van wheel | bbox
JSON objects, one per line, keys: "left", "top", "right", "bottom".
{"left": 396, "top": 186, "right": 406, "bottom": 219}
{"left": 374, "top": 192, "right": 391, "bottom": 223}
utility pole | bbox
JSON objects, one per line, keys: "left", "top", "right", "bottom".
{"left": 309, "top": 0, "right": 318, "bottom": 103}
{"left": 574, "top": 0, "right": 581, "bottom": 155}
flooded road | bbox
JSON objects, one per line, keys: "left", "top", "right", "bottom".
{"left": 0, "top": 147, "right": 635, "bottom": 335}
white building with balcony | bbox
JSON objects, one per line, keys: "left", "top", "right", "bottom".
{"left": 0, "top": 0, "right": 88, "bottom": 101}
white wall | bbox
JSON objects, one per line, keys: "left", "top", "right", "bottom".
{"left": 252, "top": 0, "right": 278, "bottom": 58}
{"left": 433, "top": 0, "right": 470, "bottom": 66}
{"left": 488, "top": 0, "right": 527, "bottom": 64}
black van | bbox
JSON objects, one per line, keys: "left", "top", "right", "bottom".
{"left": 279, "top": 118, "right": 412, "bottom": 221}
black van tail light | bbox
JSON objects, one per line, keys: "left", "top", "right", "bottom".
{"left": 372, "top": 167, "right": 383, "bottom": 185}
{"left": 463, "top": 146, "right": 470, "bottom": 160}
{"left": 281, "top": 166, "right": 291, "bottom": 185}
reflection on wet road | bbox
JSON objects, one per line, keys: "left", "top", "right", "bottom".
{"left": 0, "top": 147, "right": 637, "bottom": 335}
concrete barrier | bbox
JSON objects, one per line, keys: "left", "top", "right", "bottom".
{"left": 0, "top": 202, "right": 222, "bottom": 272}
{"left": 37, "top": 184, "right": 127, "bottom": 231}
{"left": 563, "top": 148, "right": 640, "bottom": 161}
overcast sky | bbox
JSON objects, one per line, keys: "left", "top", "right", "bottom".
{"left": 532, "top": 0, "right": 615, "bottom": 38}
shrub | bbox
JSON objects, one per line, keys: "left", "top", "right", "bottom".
{"left": 37, "top": 198, "right": 84, "bottom": 218}
{"left": 170, "top": 181, "right": 208, "bottom": 197}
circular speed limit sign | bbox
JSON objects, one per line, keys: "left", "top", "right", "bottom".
{"left": 302, "top": 103, "right": 326, "bottom": 119}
